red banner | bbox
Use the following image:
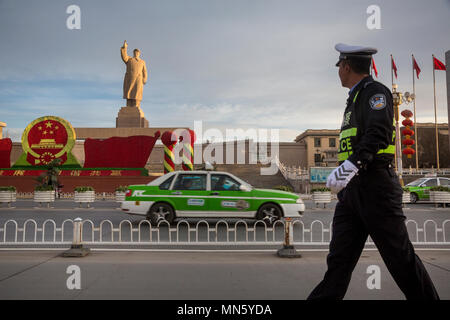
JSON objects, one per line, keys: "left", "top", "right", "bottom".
{"left": 83, "top": 134, "right": 160, "bottom": 168}
{"left": 0, "top": 169, "right": 143, "bottom": 177}
{"left": 371, "top": 58, "right": 378, "bottom": 78}
{"left": 433, "top": 56, "right": 446, "bottom": 70}
{"left": 412, "top": 55, "right": 421, "bottom": 79}
{"left": 0, "top": 138, "right": 12, "bottom": 168}
{"left": 391, "top": 56, "right": 398, "bottom": 79}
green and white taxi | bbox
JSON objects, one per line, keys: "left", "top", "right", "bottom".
{"left": 121, "top": 171, "right": 305, "bottom": 225}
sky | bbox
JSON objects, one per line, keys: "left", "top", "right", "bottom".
{"left": 0, "top": 0, "right": 449, "bottom": 142}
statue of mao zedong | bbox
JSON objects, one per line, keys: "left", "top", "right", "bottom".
{"left": 121, "top": 40, "right": 148, "bottom": 108}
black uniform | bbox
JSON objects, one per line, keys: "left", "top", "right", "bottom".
{"left": 307, "top": 76, "right": 439, "bottom": 300}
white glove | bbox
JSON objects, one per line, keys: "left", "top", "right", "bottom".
{"left": 326, "top": 160, "right": 359, "bottom": 193}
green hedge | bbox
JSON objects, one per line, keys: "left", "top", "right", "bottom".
{"left": 429, "top": 186, "right": 450, "bottom": 192}
{"left": 74, "top": 186, "right": 95, "bottom": 192}
{"left": 272, "top": 185, "right": 293, "bottom": 192}
{"left": 35, "top": 185, "right": 55, "bottom": 191}
{"left": 115, "top": 185, "right": 129, "bottom": 192}
{"left": 311, "top": 187, "right": 331, "bottom": 193}
{"left": 0, "top": 186, "right": 16, "bottom": 192}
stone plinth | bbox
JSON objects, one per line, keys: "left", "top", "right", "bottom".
{"left": 74, "top": 127, "right": 188, "bottom": 140}
{"left": 116, "top": 106, "right": 149, "bottom": 128}
{"left": 0, "top": 122, "right": 6, "bottom": 139}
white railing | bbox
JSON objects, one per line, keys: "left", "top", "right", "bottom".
{"left": 403, "top": 167, "right": 450, "bottom": 175}
{"left": 274, "top": 156, "right": 308, "bottom": 181}
{"left": 0, "top": 219, "right": 449, "bottom": 247}
{"left": 15, "top": 192, "right": 117, "bottom": 200}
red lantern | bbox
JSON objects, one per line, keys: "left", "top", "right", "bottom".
{"left": 402, "top": 148, "right": 415, "bottom": 155}
{"left": 402, "top": 128, "right": 414, "bottom": 136}
{"left": 401, "top": 109, "right": 413, "bottom": 118}
{"left": 402, "top": 119, "right": 414, "bottom": 127}
{"left": 401, "top": 109, "right": 415, "bottom": 158}
{"left": 402, "top": 138, "right": 415, "bottom": 146}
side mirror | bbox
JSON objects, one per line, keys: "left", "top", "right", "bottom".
{"left": 239, "top": 185, "right": 251, "bottom": 192}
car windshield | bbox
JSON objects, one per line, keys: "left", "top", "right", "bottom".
{"left": 147, "top": 173, "right": 175, "bottom": 186}
{"left": 406, "top": 178, "right": 428, "bottom": 187}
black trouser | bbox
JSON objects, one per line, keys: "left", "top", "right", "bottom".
{"left": 307, "top": 166, "right": 439, "bottom": 300}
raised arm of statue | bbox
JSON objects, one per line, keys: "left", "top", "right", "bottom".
{"left": 121, "top": 40, "right": 129, "bottom": 64}
{"left": 142, "top": 61, "right": 148, "bottom": 85}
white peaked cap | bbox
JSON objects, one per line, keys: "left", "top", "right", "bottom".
{"left": 335, "top": 43, "right": 378, "bottom": 66}
{"left": 335, "top": 43, "right": 378, "bottom": 55}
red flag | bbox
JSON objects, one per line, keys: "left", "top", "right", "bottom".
{"left": 412, "top": 55, "right": 421, "bottom": 79}
{"left": 371, "top": 57, "right": 378, "bottom": 78}
{"left": 391, "top": 55, "right": 398, "bottom": 79}
{"left": 433, "top": 56, "right": 446, "bottom": 70}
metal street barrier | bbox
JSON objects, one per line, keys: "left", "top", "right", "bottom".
{"left": 0, "top": 218, "right": 449, "bottom": 247}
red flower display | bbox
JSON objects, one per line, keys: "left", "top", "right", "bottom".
{"left": 161, "top": 131, "right": 178, "bottom": 146}
{"left": 0, "top": 138, "right": 12, "bottom": 168}
{"left": 84, "top": 133, "right": 160, "bottom": 168}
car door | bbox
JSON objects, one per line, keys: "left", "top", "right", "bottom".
{"left": 208, "top": 173, "right": 255, "bottom": 218}
{"left": 421, "top": 178, "right": 438, "bottom": 199}
{"left": 170, "top": 173, "right": 209, "bottom": 218}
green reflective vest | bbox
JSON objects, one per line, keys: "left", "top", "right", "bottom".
{"left": 337, "top": 89, "right": 396, "bottom": 163}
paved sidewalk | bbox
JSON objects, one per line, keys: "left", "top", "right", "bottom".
{"left": 0, "top": 249, "right": 448, "bottom": 299}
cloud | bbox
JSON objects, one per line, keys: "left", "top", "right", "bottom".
{"left": 0, "top": 0, "right": 448, "bottom": 143}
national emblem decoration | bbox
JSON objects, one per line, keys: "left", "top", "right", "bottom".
{"left": 21, "top": 116, "right": 76, "bottom": 166}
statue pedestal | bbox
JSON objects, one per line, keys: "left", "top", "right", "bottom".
{"left": 116, "top": 106, "right": 149, "bottom": 128}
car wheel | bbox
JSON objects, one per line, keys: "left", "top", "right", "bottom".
{"left": 256, "top": 203, "right": 282, "bottom": 226}
{"left": 147, "top": 203, "right": 175, "bottom": 226}
{"left": 410, "top": 193, "right": 418, "bottom": 204}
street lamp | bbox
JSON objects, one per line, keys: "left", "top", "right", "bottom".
{"left": 392, "top": 84, "right": 415, "bottom": 186}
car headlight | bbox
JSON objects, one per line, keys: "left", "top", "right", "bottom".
{"left": 296, "top": 198, "right": 303, "bottom": 204}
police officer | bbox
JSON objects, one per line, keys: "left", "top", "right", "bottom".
{"left": 307, "top": 44, "right": 439, "bottom": 300}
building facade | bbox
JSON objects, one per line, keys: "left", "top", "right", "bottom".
{"left": 402, "top": 123, "right": 449, "bottom": 169}
{"left": 294, "top": 129, "right": 340, "bottom": 168}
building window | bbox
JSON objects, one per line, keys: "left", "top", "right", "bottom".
{"left": 314, "top": 153, "right": 322, "bottom": 163}
{"left": 314, "top": 138, "right": 321, "bottom": 147}
{"left": 329, "top": 138, "right": 336, "bottom": 148}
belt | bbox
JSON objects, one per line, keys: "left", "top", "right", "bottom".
{"left": 365, "top": 161, "right": 394, "bottom": 171}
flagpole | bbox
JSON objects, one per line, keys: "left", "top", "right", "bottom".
{"left": 370, "top": 58, "right": 372, "bottom": 77}
{"left": 391, "top": 54, "right": 397, "bottom": 171}
{"left": 432, "top": 54, "right": 440, "bottom": 171}
{"left": 412, "top": 54, "right": 418, "bottom": 170}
